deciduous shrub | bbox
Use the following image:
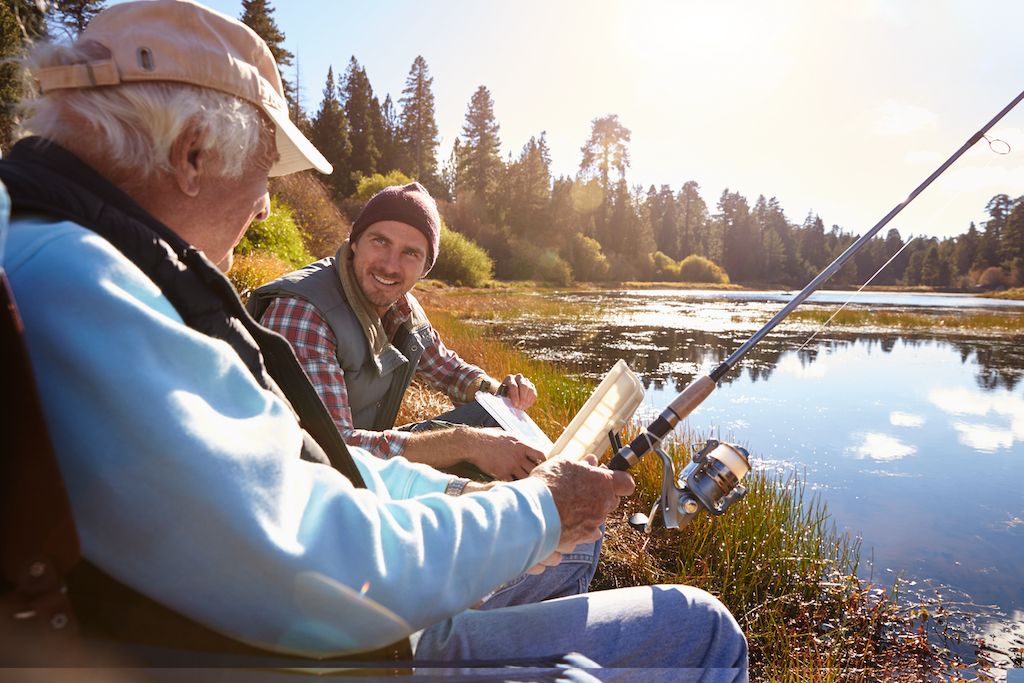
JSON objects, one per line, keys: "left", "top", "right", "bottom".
{"left": 566, "top": 233, "right": 610, "bottom": 282}
{"left": 652, "top": 251, "right": 680, "bottom": 280}
{"left": 978, "top": 265, "right": 1008, "bottom": 289}
{"left": 227, "top": 251, "right": 294, "bottom": 301}
{"left": 535, "top": 249, "right": 573, "bottom": 286}
{"left": 235, "top": 198, "right": 313, "bottom": 268}
{"left": 270, "top": 172, "right": 350, "bottom": 258}
{"left": 352, "top": 170, "right": 416, "bottom": 202}
{"left": 431, "top": 222, "right": 493, "bottom": 287}
{"left": 678, "top": 254, "right": 730, "bottom": 284}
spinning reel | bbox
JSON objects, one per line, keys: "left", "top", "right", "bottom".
{"left": 611, "top": 432, "right": 751, "bottom": 533}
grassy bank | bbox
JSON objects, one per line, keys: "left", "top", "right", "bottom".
{"left": 410, "top": 289, "right": 994, "bottom": 682}
{"left": 988, "top": 287, "right": 1024, "bottom": 301}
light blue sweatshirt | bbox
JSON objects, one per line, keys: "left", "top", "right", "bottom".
{"left": 1, "top": 203, "right": 562, "bottom": 657}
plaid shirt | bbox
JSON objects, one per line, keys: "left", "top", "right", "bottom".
{"left": 260, "top": 294, "right": 490, "bottom": 460}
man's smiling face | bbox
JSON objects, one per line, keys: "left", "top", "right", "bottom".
{"left": 350, "top": 220, "right": 429, "bottom": 317}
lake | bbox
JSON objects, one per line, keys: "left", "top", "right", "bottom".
{"left": 474, "top": 288, "right": 1024, "bottom": 667}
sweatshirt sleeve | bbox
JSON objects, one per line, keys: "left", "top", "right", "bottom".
{"left": 6, "top": 219, "right": 561, "bottom": 657}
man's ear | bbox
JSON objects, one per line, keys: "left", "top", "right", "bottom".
{"left": 168, "top": 125, "right": 205, "bottom": 198}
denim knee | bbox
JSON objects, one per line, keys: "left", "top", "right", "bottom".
{"left": 675, "top": 585, "right": 748, "bottom": 671}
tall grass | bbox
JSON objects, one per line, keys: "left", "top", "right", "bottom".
{"left": 410, "top": 292, "right": 991, "bottom": 682}
{"left": 785, "top": 308, "right": 1024, "bottom": 333}
{"left": 409, "top": 308, "right": 593, "bottom": 437}
{"left": 598, "top": 431, "right": 965, "bottom": 680}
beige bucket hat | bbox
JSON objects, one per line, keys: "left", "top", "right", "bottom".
{"left": 32, "top": 0, "right": 331, "bottom": 177}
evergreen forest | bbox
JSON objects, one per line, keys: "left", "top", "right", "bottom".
{"left": 3, "top": 0, "right": 1023, "bottom": 288}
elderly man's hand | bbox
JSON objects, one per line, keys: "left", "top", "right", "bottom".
{"left": 527, "top": 454, "right": 634, "bottom": 562}
{"left": 501, "top": 373, "right": 537, "bottom": 411}
{"left": 464, "top": 427, "right": 546, "bottom": 481}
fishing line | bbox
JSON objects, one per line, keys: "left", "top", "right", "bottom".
{"left": 794, "top": 238, "right": 918, "bottom": 352}
{"left": 793, "top": 132, "right": 1016, "bottom": 353}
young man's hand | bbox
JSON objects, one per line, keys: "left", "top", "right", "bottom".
{"left": 500, "top": 373, "right": 537, "bottom": 411}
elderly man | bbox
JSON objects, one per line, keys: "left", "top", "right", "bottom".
{"left": 249, "top": 184, "right": 543, "bottom": 483}
{"left": 0, "top": 0, "right": 747, "bottom": 678}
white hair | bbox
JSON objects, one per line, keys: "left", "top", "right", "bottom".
{"left": 17, "top": 41, "right": 273, "bottom": 179}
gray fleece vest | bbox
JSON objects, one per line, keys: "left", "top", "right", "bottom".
{"left": 248, "top": 256, "right": 434, "bottom": 431}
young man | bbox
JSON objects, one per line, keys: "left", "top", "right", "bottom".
{"left": 249, "top": 183, "right": 544, "bottom": 482}
{"left": 1, "top": 1, "right": 747, "bottom": 677}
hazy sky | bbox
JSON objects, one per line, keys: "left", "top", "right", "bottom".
{"left": 190, "top": 0, "right": 1024, "bottom": 239}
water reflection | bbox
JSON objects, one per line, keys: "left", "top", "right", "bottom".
{"left": 847, "top": 432, "right": 916, "bottom": 462}
{"left": 473, "top": 290, "right": 1024, "bottom": 665}
{"left": 929, "top": 387, "right": 1024, "bottom": 453}
{"left": 492, "top": 315, "right": 1024, "bottom": 396}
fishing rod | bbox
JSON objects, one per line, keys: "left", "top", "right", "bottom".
{"left": 610, "top": 88, "right": 1024, "bottom": 532}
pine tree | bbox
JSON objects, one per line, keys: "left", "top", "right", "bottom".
{"left": 507, "top": 133, "right": 552, "bottom": 243}
{"left": 604, "top": 181, "right": 654, "bottom": 265}
{"left": 377, "top": 94, "right": 403, "bottom": 175}
{"left": 799, "top": 213, "right": 828, "bottom": 272}
{"left": 309, "top": 66, "right": 351, "bottom": 200}
{"left": 975, "top": 193, "right": 1011, "bottom": 269}
{"left": 579, "top": 114, "right": 631, "bottom": 191}
{"left": 882, "top": 228, "right": 907, "bottom": 283}
{"left": 340, "top": 57, "right": 381, "bottom": 191}
{"left": 647, "top": 185, "right": 679, "bottom": 259}
{"left": 440, "top": 139, "right": 460, "bottom": 202}
{"left": 999, "top": 196, "right": 1024, "bottom": 265}
{"left": 50, "top": 0, "right": 104, "bottom": 37}
{"left": 457, "top": 85, "right": 503, "bottom": 210}
{"left": 920, "top": 242, "right": 943, "bottom": 286}
{"left": 677, "top": 181, "right": 709, "bottom": 259}
{"left": 717, "top": 189, "right": 755, "bottom": 281}
{"left": 290, "top": 52, "right": 310, "bottom": 133}
{"left": 753, "top": 195, "right": 793, "bottom": 282}
{"left": 953, "top": 223, "right": 978, "bottom": 278}
{"left": 239, "top": 0, "right": 296, "bottom": 114}
{"left": 398, "top": 55, "right": 440, "bottom": 191}
{"left": 1, "top": 0, "right": 47, "bottom": 151}
{"left": 579, "top": 114, "right": 631, "bottom": 252}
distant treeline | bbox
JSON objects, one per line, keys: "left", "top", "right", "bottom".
{"left": 300, "top": 40, "right": 1024, "bottom": 288}
{"left": 4, "top": 0, "right": 1023, "bottom": 287}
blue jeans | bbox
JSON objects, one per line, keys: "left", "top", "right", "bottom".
{"left": 479, "top": 528, "right": 603, "bottom": 610}
{"left": 412, "top": 585, "right": 749, "bottom": 682}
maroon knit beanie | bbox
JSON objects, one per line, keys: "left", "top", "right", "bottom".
{"left": 350, "top": 182, "right": 441, "bottom": 272}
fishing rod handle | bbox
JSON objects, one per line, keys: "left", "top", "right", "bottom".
{"left": 608, "top": 375, "right": 716, "bottom": 471}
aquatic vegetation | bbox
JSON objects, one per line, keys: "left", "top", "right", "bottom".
{"left": 782, "top": 307, "right": 1024, "bottom": 334}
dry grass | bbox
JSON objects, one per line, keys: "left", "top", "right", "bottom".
{"left": 270, "top": 171, "right": 351, "bottom": 259}
{"left": 227, "top": 251, "right": 294, "bottom": 302}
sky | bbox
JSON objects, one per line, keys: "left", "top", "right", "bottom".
{"left": 189, "top": 1, "right": 1024, "bottom": 240}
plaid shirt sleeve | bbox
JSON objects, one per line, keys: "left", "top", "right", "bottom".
{"left": 259, "top": 297, "right": 410, "bottom": 460}
{"left": 416, "top": 326, "right": 492, "bottom": 404}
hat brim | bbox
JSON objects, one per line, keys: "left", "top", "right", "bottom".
{"left": 263, "top": 104, "right": 333, "bottom": 177}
